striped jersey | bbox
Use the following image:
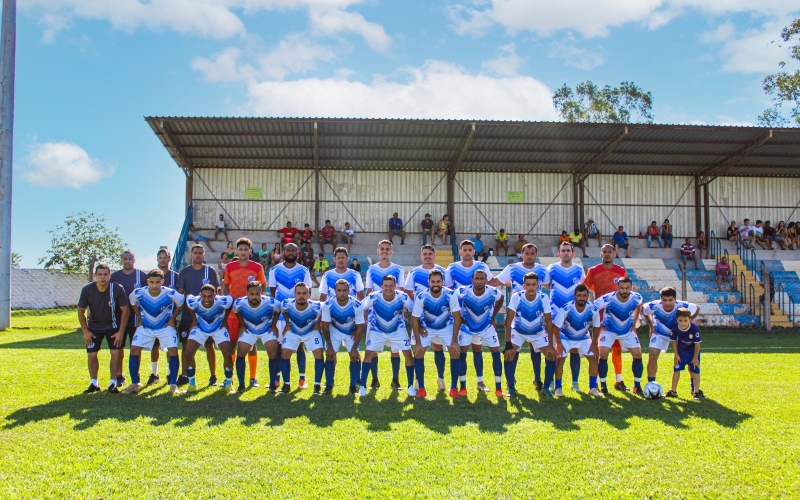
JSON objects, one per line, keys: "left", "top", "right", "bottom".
{"left": 269, "top": 262, "right": 313, "bottom": 302}
{"left": 411, "top": 288, "right": 461, "bottom": 330}
{"left": 319, "top": 268, "right": 364, "bottom": 298}
{"left": 507, "top": 290, "right": 551, "bottom": 336}
{"left": 129, "top": 286, "right": 185, "bottom": 330}
{"left": 186, "top": 295, "right": 233, "bottom": 333}
{"left": 547, "top": 262, "right": 586, "bottom": 310}
{"left": 594, "top": 291, "right": 643, "bottom": 335}
{"left": 642, "top": 300, "right": 699, "bottom": 338}
{"left": 365, "top": 262, "right": 405, "bottom": 293}
{"left": 404, "top": 264, "right": 447, "bottom": 296}
{"left": 445, "top": 260, "right": 493, "bottom": 288}
{"left": 233, "top": 295, "right": 277, "bottom": 335}
{"left": 457, "top": 285, "right": 503, "bottom": 333}
{"left": 321, "top": 296, "right": 364, "bottom": 336}
{"left": 361, "top": 290, "right": 413, "bottom": 334}
{"left": 497, "top": 262, "right": 551, "bottom": 293}
{"left": 553, "top": 301, "right": 601, "bottom": 341}
{"left": 281, "top": 299, "right": 321, "bottom": 336}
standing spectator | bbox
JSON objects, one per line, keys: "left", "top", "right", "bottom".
{"left": 661, "top": 219, "right": 673, "bottom": 248}
{"left": 738, "top": 218, "right": 755, "bottom": 248}
{"left": 298, "top": 223, "right": 315, "bottom": 248}
{"left": 437, "top": 214, "right": 451, "bottom": 245}
{"left": 763, "top": 221, "right": 776, "bottom": 250}
{"left": 420, "top": 213, "right": 435, "bottom": 245}
{"left": 470, "top": 233, "right": 488, "bottom": 262}
{"left": 697, "top": 231, "right": 709, "bottom": 259}
{"left": 613, "top": 225, "right": 631, "bottom": 258}
{"left": 258, "top": 243, "right": 270, "bottom": 273}
{"left": 514, "top": 234, "right": 530, "bottom": 257}
{"left": 753, "top": 220, "right": 767, "bottom": 249}
{"left": 300, "top": 246, "right": 316, "bottom": 285}
{"left": 215, "top": 214, "right": 229, "bottom": 241}
{"left": 715, "top": 255, "right": 734, "bottom": 291}
{"left": 278, "top": 221, "right": 300, "bottom": 248}
{"left": 646, "top": 221, "right": 662, "bottom": 248}
{"left": 774, "top": 221, "right": 788, "bottom": 250}
{"left": 568, "top": 228, "right": 586, "bottom": 257}
{"left": 188, "top": 224, "right": 215, "bottom": 252}
{"left": 387, "top": 212, "right": 406, "bottom": 245}
{"left": 726, "top": 221, "right": 738, "bottom": 241}
{"left": 270, "top": 243, "right": 282, "bottom": 267}
{"left": 558, "top": 230, "right": 570, "bottom": 245}
{"left": 313, "top": 252, "right": 330, "bottom": 279}
{"left": 495, "top": 228, "right": 509, "bottom": 256}
{"left": 217, "top": 251, "right": 230, "bottom": 283}
{"left": 224, "top": 241, "right": 235, "bottom": 261}
{"left": 680, "top": 238, "right": 699, "bottom": 270}
{"left": 786, "top": 222, "right": 797, "bottom": 250}
{"left": 584, "top": 217, "right": 601, "bottom": 247}
{"left": 319, "top": 220, "right": 336, "bottom": 253}
{"left": 341, "top": 222, "right": 355, "bottom": 253}
{"left": 349, "top": 258, "right": 362, "bottom": 273}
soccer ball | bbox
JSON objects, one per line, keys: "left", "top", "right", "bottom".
{"left": 643, "top": 381, "right": 664, "bottom": 400}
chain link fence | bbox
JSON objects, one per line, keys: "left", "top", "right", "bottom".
{"left": 10, "top": 268, "right": 101, "bottom": 328}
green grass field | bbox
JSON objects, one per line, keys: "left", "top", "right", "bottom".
{"left": 1, "top": 312, "right": 799, "bottom": 498}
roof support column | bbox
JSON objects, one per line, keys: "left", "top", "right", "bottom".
{"left": 448, "top": 123, "right": 476, "bottom": 245}
{"left": 185, "top": 167, "right": 193, "bottom": 212}
{"left": 447, "top": 172, "right": 455, "bottom": 234}
{"left": 313, "top": 122, "right": 320, "bottom": 231}
{"left": 694, "top": 175, "right": 702, "bottom": 238}
{"left": 703, "top": 182, "right": 710, "bottom": 241}
{"left": 572, "top": 174, "right": 580, "bottom": 234}
{"left": 579, "top": 179, "right": 585, "bottom": 239}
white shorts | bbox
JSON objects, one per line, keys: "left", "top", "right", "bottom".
{"left": 281, "top": 330, "right": 324, "bottom": 352}
{"left": 598, "top": 330, "right": 641, "bottom": 351}
{"left": 131, "top": 326, "right": 178, "bottom": 351}
{"left": 511, "top": 330, "right": 549, "bottom": 351}
{"left": 366, "top": 326, "right": 401, "bottom": 353}
{"left": 188, "top": 327, "right": 231, "bottom": 348}
{"left": 558, "top": 337, "right": 595, "bottom": 358}
{"left": 328, "top": 326, "right": 357, "bottom": 352}
{"left": 275, "top": 318, "right": 287, "bottom": 342}
{"left": 417, "top": 326, "right": 454, "bottom": 348}
{"left": 239, "top": 330, "right": 279, "bottom": 348}
{"left": 366, "top": 328, "right": 411, "bottom": 353}
{"left": 648, "top": 334, "right": 671, "bottom": 352}
{"left": 458, "top": 326, "right": 500, "bottom": 348}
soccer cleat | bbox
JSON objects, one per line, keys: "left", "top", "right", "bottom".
{"left": 358, "top": 386, "right": 367, "bottom": 397}
{"left": 281, "top": 384, "right": 291, "bottom": 394}
{"left": 170, "top": 384, "right": 182, "bottom": 396}
{"left": 533, "top": 380, "right": 543, "bottom": 391}
{"left": 391, "top": 379, "right": 402, "bottom": 390}
{"left": 571, "top": 382, "right": 582, "bottom": 393}
{"left": 449, "top": 388, "right": 460, "bottom": 399}
{"left": 437, "top": 378, "right": 446, "bottom": 391}
{"left": 600, "top": 385, "right": 609, "bottom": 395}
{"left": 323, "top": 386, "right": 333, "bottom": 395}
{"left": 219, "top": 379, "right": 233, "bottom": 390}
{"left": 407, "top": 386, "right": 417, "bottom": 397}
{"left": 458, "top": 388, "right": 467, "bottom": 398}
{"left": 476, "top": 381, "right": 491, "bottom": 392}
{"left": 665, "top": 390, "right": 678, "bottom": 398}
{"left": 495, "top": 389, "right": 504, "bottom": 398}
{"left": 176, "top": 375, "right": 189, "bottom": 387}
{"left": 695, "top": 390, "right": 705, "bottom": 398}
{"left": 146, "top": 373, "right": 160, "bottom": 386}
{"left": 121, "top": 383, "right": 141, "bottom": 394}
{"left": 298, "top": 380, "right": 309, "bottom": 390}
{"left": 370, "top": 379, "right": 380, "bottom": 390}
{"left": 693, "top": 392, "right": 701, "bottom": 401}
{"left": 415, "top": 388, "right": 427, "bottom": 399}
{"left": 614, "top": 381, "right": 629, "bottom": 392}
{"left": 313, "top": 384, "right": 321, "bottom": 395}
{"left": 187, "top": 383, "right": 198, "bottom": 392}
{"left": 208, "top": 375, "right": 218, "bottom": 386}
{"left": 116, "top": 375, "right": 126, "bottom": 387}
{"left": 588, "top": 388, "right": 604, "bottom": 397}
{"left": 83, "top": 384, "right": 102, "bottom": 394}
{"left": 249, "top": 378, "right": 260, "bottom": 388}
{"left": 540, "top": 387, "right": 554, "bottom": 397}
{"left": 236, "top": 385, "right": 246, "bottom": 394}
{"left": 349, "top": 385, "right": 357, "bottom": 395}
{"left": 268, "top": 384, "right": 279, "bottom": 394}
{"left": 554, "top": 387, "right": 564, "bottom": 397}
{"left": 632, "top": 386, "right": 644, "bottom": 397}
{"left": 107, "top": 385, "right": 120, "bottom": 394}
{"left": 504, "top": 391, "right": 516, "bottom": 398}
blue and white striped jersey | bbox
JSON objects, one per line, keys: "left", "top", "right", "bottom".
{"left": 129, "top": 287, "right": 185, "bottom": 330}
{"left": 404, "top": 264, "right": 447, "bottom": 296}
{"left": 594, "top": 291, "right": 643, "bottom": 335}
{"left": 457, "top": 285, "right": 503, "bottom": 333}
{"left": 233, "top": 295, "right": 277, "bottom": 335}
{"left": 642, "top": 300, "right": 699, "bottom": 337}
{"left": 497, "top": 262, "right": 551, "bottom": 293}
{"left": 319, "top": 268, "right": 364, "bottom": 298}
{"left": 365, "top": 263, "right": 405, "bottom": 293}
{"left": 269, "top": 263, "right": 313, "bottom": 302}
{"left": 361, "top": 290, "right": 413, "bottom": 334}
{"left": 280, "top": 299, "right": 321, "bottom": 336}
{"left": 547, "top": 262, "right": 585, "bottom": 310}
{"left": 553, "top": 301, "right": 601, "bottom": 341}
{"left": 186, "top": 295, "right": 233, "bottom": 333}
{"left": 445, "top": 260, "right": 493, "bottom": 288}
{"left": 507, "top": 290, "right": 551, "bottom": 336}
{"left": 411, "top": 288, "right": 461, "bottom": 330}
{"left": 321, "top": 296, "right": 364, "bottom": 336}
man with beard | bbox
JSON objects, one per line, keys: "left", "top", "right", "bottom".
{"left": 110, "top": 251, "right": 148, "bottom": 388}
{"left": 184, "top": 285, "right": 235, "bottom": 391}
{"left": 547, "top": 242, "right": 586, "bottom": 393}
{"left": 273, "top": 283, "right": 324, "bottom": 394}
{"left": 320, "top": 280, "right": 365, "bottom": 394}
{"left": 233, "top": 283, "right": 279, "bottom": 393}
{"left": 552, "top": 285, "right": 603, "bottom": 397}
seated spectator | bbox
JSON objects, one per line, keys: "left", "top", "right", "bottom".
{"left": 558, "top": 231, "right": 570, "bottom": 245}
{"left": 661, "top": 219, "right": 673, "bottom": 248}
{"left": 514, "top": 234, "right": 529, "bottom": 257}
{"left": 270, "top": 243, "right": 282, "bottom": 267}
{"left": 258, "top": 243, "right": 270, "bottom": 273}
{"left": 215, "top": 214, "right": 229, "bottom": 242}
{"left": 470, "top": 233, "right": 488, "bottom": 263}
{"left": 299, "top": 245, "right": 315, "bottom": 283}
{"left": 349, "top": 258, "right": 362, "bottom": 273}
{"left": 341, "top": 222, "right": 355, "bottom": 253}
{"left": 726, "top": 220, "right": 738, "bottom": 242}
{"left": 248, "top": 247, "right": 257, "bottom": 262}
{"left": 774, "top": 221, "right": 788, "bottom": 250}
{"left": 763, "top": 220, "right": 776, "bottom": 250}
{"left": 738, "top": 218, "right": 754, "bottom": 248}
{"left": 753, "top": 220, "right": 767, "bottom": 249}
{"left": 420, "top": 213, "right": 435, "bottom": 245}
{"left": 313, "top": 253, "right": 330, "bottom": 278}
{"left": 646, "top": 221, "right": 662, "bottom": 248}
{"left": 786, "top": 222, "right": 797, "bottom": 250}
{"left": 715, "top": 255, "right": 735, "bottom": 291}
{"left": 495, "top": 228, "right": 509, "bottom": 256}
{"left": 217, "top": 251, "right": 230, "bottom": 283}
{"left": 278, "top": 221, "right": 299, "bottom": 248}
{"left": 613, "top": 225, "right": 631, "bottom": 258}
{"left": 680, "top": 237, "right": 699, "bottom": 270}
{"left": 319, "top": 220, "right": 336, "bottom": 253}
{"left": 388, "top": 212, "right": 406, "bottom": 245}
{"left": 697, "top": 231, "right": 708, "bottom": 259}
{"left": 224, "top": 241, "right": 235, "bottom": 261}
{"left": 188, "top": 224, "right": 215, "bottom": 252}
{"left": 437, "top": 214, "right": 451, "bottom": 245}
{"left": 584, "top": 217, "right": 601, "bottom": 247}
{"left": 298, "top": 223, "right": 314, "bottom": 247}
{"left": 568, "top": 228, "right": 586, "bottom": 257}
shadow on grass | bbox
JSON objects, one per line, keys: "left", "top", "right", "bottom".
{"left": 0, "top": 330, "right": 84, "bottom": 349}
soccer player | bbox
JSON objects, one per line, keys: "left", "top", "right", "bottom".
{"left": 223, "top": 238, "right": 266, "bottom": 387}
{"left": 502, "top": 272, "right": 554, "bottom": 397}
{"left": 547, "top": 242, "right": 586, "bottom": 392}
{"left": 667, "top": 307, "right": 702, "bottom": 400}
{"left": 148, "top": 248, "right": 180, "bottom": 385}
{"left": 110, "top": 251, "right": 148, "bottom": 388}
{"left": 411, "top": 270, "right": 462, "bottom": 398}
{"left": 273, "top": 283, "right": 324, "bottom": 394}
{"left": 320, "top": 279, "right": 365, "bottom": 394}
{"left": 594, "top": 277, "right": 645, "bottom": 395}
{"left": 642, "top": 287, "right": 699, "bottom": 383}
{"left": 175, "top": 244, "right": 219, "bottom": 387}
{"left": 268, "top": 242, "right": 313, "bottom": 388}
{"left": 551, "top": 285, "right": 603, "bottom": 397}
{"left": 404, "top": 244, "right": 448, "bottom": 390}
{"left": 358, "top": 275, "right": 415, "bottom": 397}
{"left": 77, "top": 264, "right": 130, "bottom": 393}
{"left": 497, "top": 242, "right": 551, "bottom": 390}
{"left": 318, "top": 247, "right": 364, "bottom": 302}
{"left": 122, "top": 269, "right": 185, "bottom": 395}
{"left": 233, "top": 283, "right": 279, "bottom": 393}
{"left": 364, "top": 240, "right": 406, "bottom": 390}
{"left": 583, "top": 244, "right": 628, "bottom": 392}
{"left": 456, "top": 270, "right": 505, "bottom": 397}
{"left": 184, "top": 285, "right": 235, "bottom": 391}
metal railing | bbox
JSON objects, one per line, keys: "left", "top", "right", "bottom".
{"left": 748, "top": 282, "right": 759, "bottom": 319}
{"left": 678, "top": 262, "right": 687, "bottom": 301}
{"left": 171, "top": 203, "right": 194, "bottom": 272}
{"left": 710, "top": 230, "right": 721, "bottom": 259}
{"left": 738, "top": 271, "right": 746, "bottom": 300}
{"left": 776, "top": 283, "right": 798, "bottom": 326}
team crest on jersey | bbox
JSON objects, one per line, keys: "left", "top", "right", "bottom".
{"left": 248, "top": 276, "right": 255, "bottom": 282}
{"left": 573, "top": 277, "right": 579, "bottom": 284}
{"left": 613, "top": 277, "right": 620, "bottom": 284}
{"left": 202, "top": 279, "right": 209, "bottom": 284}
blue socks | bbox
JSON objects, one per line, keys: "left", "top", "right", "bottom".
{"left": 414, "top": 358, "right": 425, "bottom": 389}
{"left": 129, "top": 354, "right": 140, "bottom": 385}
{"left": 434, "top": 349, "right": 445, "bottom": 379}
{"left": 504, "top": 358, "right": 516, "bottom": 394}
{"left": 450, "top": 356, "right": 460, "bottom": 390}
{"left": 569, "top": 352, "right": 581, "bottom": 384}
{"left": 268, "top": 357, "right": 278, "bottom": 388}
{"left": 236, "top": 356, "right": 246, "bottom": 387}
{"left": 491, "top": 351, "right": 502, "bottom": 390}
{"left": 648, "top": 376, "right": 656, "bottom": 383}
{"left": 391, "top": 356, "right": 401, "bottom": 381}
{"left": 281, "top": 358, "right": 290, "bottom": 385}
{"left": 632, "top": 358, "right": 644, "bottom": 388}
{"left": 459, "top": 352, "right": 468, "bottom": 389}
{"left": 187, "top": 365, "right": 196, "bottom": 384}
{"left": 543, "top": 359, "right": 555, "bottom": 390}
{"left": 297, "top": 349, "right": 306, "bottom": 382}
{"left": 473, "top": 351, "right": 484, "bottom": 378}
{"left": 531, "top": 350, "right": 542, "bottom": 382}
{"left": 325, "top": 359, "right": 336, "bottom": 387}
{"left": 360, "top": 359, "right": 372, "bottom": 388}
{"left": 224, "top": 366, "right": 233, "bottom": 382}
{"left": 589, "top": 375, "right": 598, "bottom": 389}
{"left": 598, "top": 358, "right": 609, "bottom": 382}
{"left": 555, "top": 379, "right": 563, "bottom": 390}
{"left": 314, "top": 358, "right": 324, "bottom": 385}
{"left": 406, "top": 364, "right": 414, "bottom": 388}
{"left": 349, "top": 360, "right": 360, "bottom": 387}
{"left": 168, "top": 356, "right": 179, "bottom": 385}
{"left": 371, "top": 357, "right": 379, "bottom": 381}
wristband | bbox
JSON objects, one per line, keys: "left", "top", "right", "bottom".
{"left": 504, "top": 342, "right": 514, "bottom": 352}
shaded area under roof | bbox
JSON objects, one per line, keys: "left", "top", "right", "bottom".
{"left": 145, "top": 117, "right": 800, "bottom": 177}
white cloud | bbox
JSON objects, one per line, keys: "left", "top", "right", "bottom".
{"left": 37, "top": 11, "right": 71, "bottom": 44}
{"left": 21, "top": 141, "right": 115, "bottom": 189}
{"left": 308, "top": 7, "right": 391, "bottom": 51}
{"left": 547, "top": 36, "right": 606, "bottom": 70}
{"left": 701, "top": 18, "right": 793, "bottom": 73}
{"left": 481, "top": 43, "right": 524, "bottom": 76}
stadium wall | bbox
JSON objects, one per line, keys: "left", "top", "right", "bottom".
{"left": 11, "top": 269, "right": 86, "bottom": 309}
{"left": 708, "top": 177, "right": 800, "bottom": 229}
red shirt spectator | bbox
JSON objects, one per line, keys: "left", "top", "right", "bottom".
{"left": 320, "top": 224, "right": 336, "bottom": 239}
{"left": 680, "top": 242, "right": 695, "bottom": 255}
{"left": 278, "top": 222, "right": 300, "bottom": 245}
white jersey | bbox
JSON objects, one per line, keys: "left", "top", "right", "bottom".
{"left": 411, "top": 288, "right": 460, "bottom": 330}
{"left": 547, "top": 262, "right": 585, "bottom": 310}
{"left": 129, "top": 287, "right": 184, "bottom": 330}
{"left": 232, "top": 295, "right": 278, "bottom": 335}
{"left": 268, "top": 263, "right": 313, "bottom": 302}
{"left": 321, "top": 296, "right": 364, "bottom": 336}
{"left": 280, "top": 299, "right": 321, "bottom": 336}
{"left": 404, "top": 264, "right": 447, "bottom": 296}
{"left": 361, "top": 290, "right": 413, "bottom": 334}
{"left": 365, "top": 262, "right": 405, "bottom": 293}
{"left": 186, "top": 294, "right": 233, "bottom": 333}
{"left": 497, "top": 262, "right": 550, "bottom": 293}
{"left": 642, "top": 300, "right": 698, "bottom": 337}
{"left": 318, "top": 268, "right": 364, "bottom": 298}
{"left": 507, "top": 291, "right": 551, "bottom": 336}
{"left": 445, "top": 260, "right": 493, "bottom": 288}
{"left": 457, "top": 285, "right": 503, "bottom": 333}
{"left": 594, "top": 291, "right": 643, "bottom": 335}
{"left": 553, "top": 301, "right": 601, "bottom": 341}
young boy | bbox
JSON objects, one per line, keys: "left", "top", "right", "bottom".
{"left": 666, "top": 307, "right": 702, "bottom": 401}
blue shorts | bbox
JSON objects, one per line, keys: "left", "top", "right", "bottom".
{"left": 194, "top": 235, "right": 211, "bottom": 242}
{"left": 674, "top": 351, "right": 700, "bottom": 374}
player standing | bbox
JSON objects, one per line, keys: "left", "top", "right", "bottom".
{"left": 320, "top": 280, "right": 365, "bottom": 394}
{"left": 148, "top": 248, "right": 180, "bottom": 384}
{"left": 233, "top": 283, "right": 279, "bottom": 393}
{"left": 110, "top": 251, "right": 148, "bottom": 388}
{"left": 318, "top": 247, "right": 364, "bottom": 301}
{"left": 274, "top": 283, "right": 324, "bottom": 394}
{"left": 547, "top": 242, "right": 586, "bottom": 392}
{"left": 184, "top": 285, "right": 235, "bottom": 391}
{"left": 551, "top": 285, "right": 603, "bottom": 397}
{"left": 667, "top": 308, "right": 703, "bottom": 400}
{"left": 642, "top": 287, "right": 699, "bottom": 384}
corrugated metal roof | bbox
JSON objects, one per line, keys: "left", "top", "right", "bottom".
{"left": 146, "top": 117, "right": 800, "bottom": 177}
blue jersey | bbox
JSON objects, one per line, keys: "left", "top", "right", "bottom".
{"left": 232, "top": 295, "right": 277, "bottom": 335}
{"left": 321, "top": 296, "right": 364, "bottom": 336}
{"left": 129, "top": 287, "right": 185, "bottom": 330}
{"left": 457, "top": 285, "right": 503, "bottom": 333}
{"left": 361, "top": 290, "right": 413, "bottom": 334}
{"left": 670, "top": 322, "right": 701, "bottom": 353}
{"left": 365, "top": 263, "right": 405, "bottom": 292}
{"left": 445, "top": 260, "right": 493, "bottom": 288}
{"left": 547, "top": 263, "right": 585, "bottom": 310}
{"left": 497, "top": 262, "right": 550, "bottom": 293}
{"left": 186, "top": 295, "right": 233, "bottom": 332}
{"left": 553, "top": 301, "right": 601, "bottom": 341}
{"left": 280, "top": 299, "right": 321, "bottom": 336}
{"left": 411, "top": 288, "right": 461, "bottom": 331}
{"left": 594, "top": 291, "right": 643, "bottom": 335}
{"left": 404, "top": 264, "right": 447, "bottom": 297}
{"left": 268, "top": 263, "right": 313, "bottom": 302}
{"left": 642, "top": 300, "right": 699, "bottom": 337}
{"left": 507, "top": 291, "right": 551, "bottom": 336}
{"left": 319, "top": 268, "right": 364, "bottom": 298}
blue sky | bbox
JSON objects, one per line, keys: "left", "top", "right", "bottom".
{"left": 11, "top": 0, "right": 800, "bottom": 269}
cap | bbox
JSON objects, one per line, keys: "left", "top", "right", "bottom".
{"left": 424, "top": 213, "right": 431, "bottom": 217}
{"left": 518, "top": 234, "right": 524, "bottom": 238}
{"left": 588, "top": 217, "right": 594, "bottom": 221}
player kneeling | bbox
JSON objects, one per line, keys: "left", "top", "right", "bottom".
{"left": 410, "top": 270, "right": 462, "bottom": 399}
{"left": 551, "top": 285, "right": 603, "bottom": 397}
{"left": 503, "top": 273, "right": 554, "bottom": 397}
{"left": 123, "top": 269, "right": 184, "bottom": 395}
{"left": 273, "top": 283, "right": 325, "bottom": 394}
{"left": 233, "top": 283, "right": 279, "bottom": 393}
{"left": 320, "top": 279, "right": 365, "bottom": 395}
{"left": 184, "top": 285, "right": 235, "bottom": 391}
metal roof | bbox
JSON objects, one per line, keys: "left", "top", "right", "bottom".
{"left": 145, "top": 117, "right": 800, "bottom": 178}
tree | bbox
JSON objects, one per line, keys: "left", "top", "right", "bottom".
{"left": 11, "top": 252, "right": 20, "bottom": 268}
{"left": 553, "top": 81, "right": 653, "bottom": 124}
{"left": 38, "top": 212, "right": 127, "bottom": 274}
{"left": 760, "top": 19, "right": 800, "bottom": 127}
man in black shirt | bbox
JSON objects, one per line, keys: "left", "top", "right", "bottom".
{"left": 110, "top": 251, "right": 148, "bottom": 387}
{"left": 78, "top": 264, "right": 130, "bottom": 393}
{"left": 147, "top": 248, "right": 181, "bottom": 385}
